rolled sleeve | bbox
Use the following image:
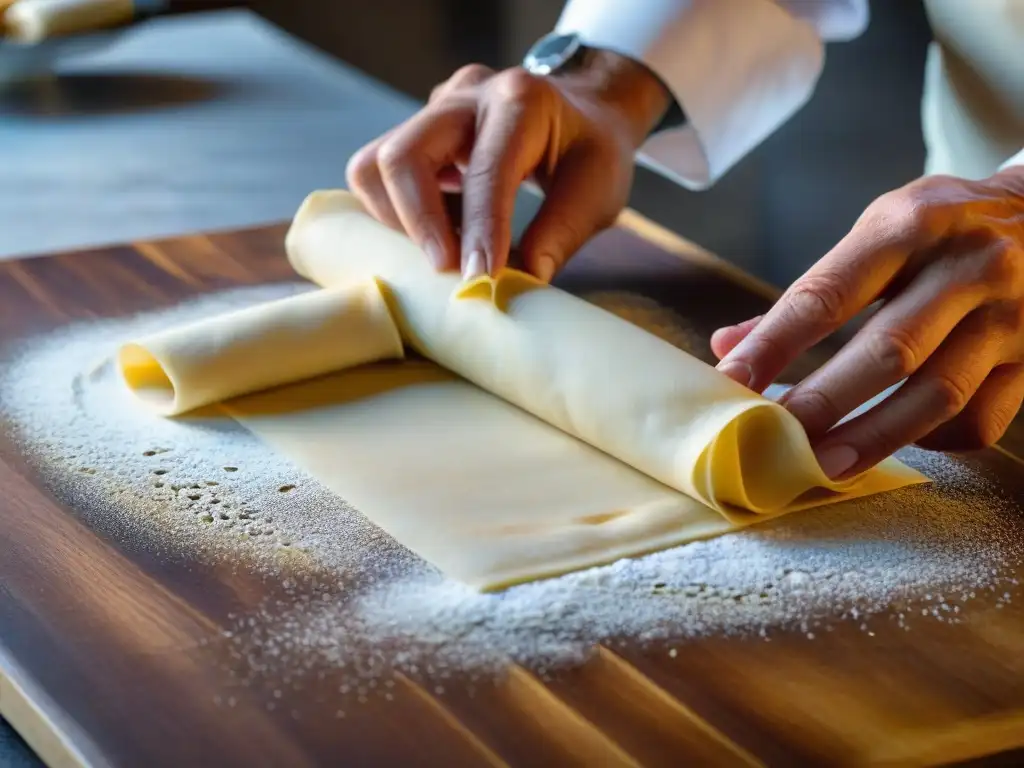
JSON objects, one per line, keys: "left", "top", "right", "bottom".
{"left": 555, "top": 0, "right": 867, "bottom": 189}
{"left": 999, "top": 148, "right": 1024, "bottom": 171}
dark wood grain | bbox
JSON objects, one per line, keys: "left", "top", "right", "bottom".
{"left": 0, "top": 216, "right": 1023, "bottom": 766}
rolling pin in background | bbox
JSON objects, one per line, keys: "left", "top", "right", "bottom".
{"left": 1, "top": 0, "right": 246, "bottom": 43}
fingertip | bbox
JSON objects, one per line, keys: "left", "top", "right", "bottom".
{"left": 423, "top": 238, "right": 457, "bottom": 272}
{"left": 462, "top": 249, "right": 487, "bottom": 280}
{"left": 345, "top": 141, "right": 378, "bottom": 192}
{"left": 716, "top": 360, "right": 753, "bottom": 388}
{"left": 714, "top": 334, "right": 791, "bottom": 394}
{"left": 814, "top": 444, "right": 860, "bottom": 480}
{"left": 533, "top": 254, "right": 556, "bottom": 283}
{"left": 519, "top": 224, "right": 568, "bottom": 283}
{"left": 710, "top": 326, "right": 740, "bottom": 360}
{"left": 488, "top": 247, "right": 510, "bottom": 274}
{"left": 460, "top": 216, "right": 511, "bottom": 280}
{"left": 712, "top": 315, "right": 763, "bottom": 357}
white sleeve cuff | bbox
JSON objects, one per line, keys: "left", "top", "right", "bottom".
{"left": 556, "top": 0, "right": 827, "bottom": 190}
{"left": 999, "top": 148, "right": 1024, "bottom": 172}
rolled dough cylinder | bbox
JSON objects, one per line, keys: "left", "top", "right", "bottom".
{"left": 119, "top": 281, "right": 403, "bottom": 416}
{"left": 285, "top": 190, "right": 925, "bottom": 515}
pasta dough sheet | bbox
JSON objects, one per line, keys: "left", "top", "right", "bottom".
{"left": 225, "top": 361, "right": 739, "bottom": 590}
{"left": 119, "top": 189, "right": 928, "bottom": 590}
{"left": 282, "top": 191, "right": 926, "bottom": 518}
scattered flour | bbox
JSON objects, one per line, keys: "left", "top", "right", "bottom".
{"left": 234, "top": 457, "right": 1023, "bottom": 682}
{"left": 0, "top": 284, "right": 411, "bottom": 586}
{"left": 0, "top": 285, "right": 1022, "bottom": 689}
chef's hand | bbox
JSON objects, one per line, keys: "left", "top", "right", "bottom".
{"left": 712, "top": 168, "right": 1024, "bottom": 479}
{"left": 346, "top": 53, "right": 671, "bottom": 281}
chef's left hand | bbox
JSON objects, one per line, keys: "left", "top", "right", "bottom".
{"left": 711, "top": 167, "right": 1024, "bottom": 480}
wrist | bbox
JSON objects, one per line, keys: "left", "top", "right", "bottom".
{"left": 992, "top": 163, "right": 1024, "bottom": 198}
{"left": 551, "top": 49, "right": 673, "bottom": 147}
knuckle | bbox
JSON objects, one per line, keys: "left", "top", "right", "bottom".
{"left": 928, "top": 407, "right": 1009, "bottom": 452}
{"left": 865, "top": 188, "right": 931, "bottom": 240}
{"left": 345, "top": 146, "right": 378, "bottom": 189}
{"left": 907, "top": 174, "right": 956, "bottom": 195}
{"left": 432, "top": 64, "right": 492, "bottom": 101}
{"left": 594, "top": 205, "right": 621, "bottom": 232}
{"left": 784, "top": 387, "right": 843, "bottom": 434}
{"left": 924, "top": 371, "right": 973, "bottom": 418}
{"left": 428, "top": 83, "right": 446, "bottom": 103}
{"left": 461, "top": 203, "right": 509, "bottom": 238}
{"left": 1004, "top": 300, "right": 1024, "bottom": 336}
{"left": 864, "top": 327, "right": 923, "bottom": 379}
{"left": 784, "top": 274, "right": 849, "bottom": 331}
{"left": 890, "top": 190, "right": 931, "bottom": 232}
{"left": 542, "top": 217, "right": 588, "bottom": 259}
{"left": 375, "top": 138, "right": 410, "bottom": 179}
{"left": 975, "top": 407, "right": 1013, "bottom": 448}
{"left": 407, "top": 209, "right": 447, "bottom": 240}
{"left": 462, "top": 154, "right": 503, "bottom": 188}
{"left": 452, "top": 63, "right": 492, "bottom": 87}
{"left": 493, "top": 68, "right": 550, "bottom": 108}
{"left": 852, "top": 421, "right": 905, "bottom": 462}
{"left": 977, "top": 239, "right": 1024, "bottom": 295}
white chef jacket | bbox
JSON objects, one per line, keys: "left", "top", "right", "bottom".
{"left": 554, "top": 0, "right": 1024, "bottom": 190}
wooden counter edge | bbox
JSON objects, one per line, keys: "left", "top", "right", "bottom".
{"left": 0, "top": 655, "right": 90, "bottom": 768}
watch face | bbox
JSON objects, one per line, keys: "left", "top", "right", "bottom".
{"left": 523, "top": 32, "right": 582, "bottom": 76}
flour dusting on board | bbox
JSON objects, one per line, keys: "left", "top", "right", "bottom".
{"left": 0, "top": 286, "right": 1022, "bottom": 686}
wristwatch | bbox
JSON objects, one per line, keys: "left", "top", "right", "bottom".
{"left": 521, "top": 31, "right": 686, "bottom": 135}
{"left": 522, "top": 31, "right": 588, "bottom": 76}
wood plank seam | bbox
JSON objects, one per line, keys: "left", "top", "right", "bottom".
{"left": 504, "top": 665, "right": 642, "bottom": 767}
{"left": 194, "top": 235, "right": 262, "bottom": 282}
{"left": 866, "top": 709, "right": 1024, "bottom": 766}
{"left": 615, "top": 208, "right": 780, "bottom": 300}
{"left": 393, "top": 673, "right": 510, "bottom": 768}
{"left": 524, "top": 177, "right": 781, "bottom": 301}
{"left": 994, "top": 443, "right": 1024, "bottom": 468}
{"left": 4, "top": 264, "right": 68, "bottom": 320}
{"left": 597, "top": 647, "right": 766, "bottom": 767}
{"left": 131, "top": 241, "right": 203, "bottom": 288}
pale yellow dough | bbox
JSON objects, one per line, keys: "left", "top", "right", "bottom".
{"left": 120, "top": 190, "right": 927, "bottom": 591}
{"left": 119, "top": 281, "right": 403, "bottom": 416}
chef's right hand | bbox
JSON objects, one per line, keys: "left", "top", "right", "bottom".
{"left": 346, "top": 51, "right": 672, "bottom": 282}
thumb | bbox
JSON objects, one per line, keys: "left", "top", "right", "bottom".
{"left": 519, "top": 145, "right": 626, "bottom": 283}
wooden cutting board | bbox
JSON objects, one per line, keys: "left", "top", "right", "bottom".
{"left": 1, "top": 211, "right": 1023, "bottom": 767}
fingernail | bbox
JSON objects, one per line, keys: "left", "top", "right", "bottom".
{"left": 815, "top": 444, "right": 859, "bottom": 480}
{"left": 463, "top": 249, "right": 486, "bottom": 280}
{"left": 423, "top": 239, "right": 446, "bottom": 271}
{"left": 535, "top": 255, "right": 556, "bottom": 283}
{"left": 717, "top": 360, "right": 752, "bottom": 388}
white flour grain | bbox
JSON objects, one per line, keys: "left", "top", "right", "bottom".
{"left": 0, "top": 284, "right": 411, "bottom": 587}
{"left": 235, "top": 452, "right": 1023, "bottom": 681}
{"left": 0, "top": 288, "right": 1021, "bottom": 688}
